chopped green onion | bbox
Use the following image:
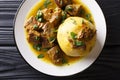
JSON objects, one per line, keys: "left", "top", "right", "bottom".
{"left": 85, "top": 13, "right": 93, "bottom": 23}
{"left": 37, "top": 11, "right": 43, "bottom": 18}
{"left": 65, "top": 6, "right": 73, "bottom": 11}
{"left": 74, "top": 40, "right": 85, "bottom": 47}
{"left": 35, "top": 15, "right": 39, "bottom": 20}
{"left": 38, "top": 54, "right": 44, "bottom": 58}
{"left": 36, "top": 47, "right": 41, "bottom": 51}
{"left": 62, "top": 11, "right": 67, "bottom": 22}
{"left": 33, "top": 44, "right": 41, "bottom": 51}
{"left": 86, "top": 13, "right": 91, "bottom": 20}
{"left": 33, "top": 24, "right": 38, "bottom": 29}
{"left": 36, "top": 11, "right": 43, "bottom": 20}
{"left": 38, "top": 18, "right": 43, "bottom": 22}
{"left": 35, "top": 36, "right": 40, "bottom": 40}
{"left": 70, "top": 32, "right": 77, "bottom": 40}
{"left": 44, "top": 0, "right": 51, "bottom": 8}
{"left": 62, "top": 58, "right": 68, "bottom": 64}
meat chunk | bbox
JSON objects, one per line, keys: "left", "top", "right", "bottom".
{"left": 65, "top": 4, "right": 82, "bottom": 16}
{"left": 54, "top": 0, "right": 72, "bottom": 8}
{"left": 42, "top": 22, "right": 56, "bottom": 39}
{"left": 49, "top": 7, "right": 62, "bottom": 27}
{"left": 41, "top": 8, "right": 62, "bottom": 27}
{"left": 41, "top": 8, "right": 53, "bottom": 21}
{"left": 41, "top": 22, "right": 56, "bottom": 48}
{"left": 47, "top": 46, "right": 63, "bottom": 64}
{"left": 24, "top": 16, "right": 44, "bottom": 32}
{"left": 77, "top": 26, "right": 96, "bottom": 41}
{"left": 41, "top": 37, "right": 54, "bottom": 49}
{"left": 27, "top": 30, "right": 41, "bottom": 44}
{"left": 24, "top": 16, "right": 35, "bottom": 28}
{"left": 24, "top": 16, "right": 37, "bottom": 32}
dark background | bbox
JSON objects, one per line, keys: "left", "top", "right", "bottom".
{"left": 0, "top": 0, "right": 120, "bottom": 80}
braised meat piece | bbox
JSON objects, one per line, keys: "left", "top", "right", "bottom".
{"left": 47, "top": 46, "right": 63, "bottom": 64}
{"left": 49, "top": 7, "right": 62, "bottom": 27}
{"left": 54, "top": 0, "right": 72, "bottom": 8}
{"left": 41, "top": 22, "right": 56, "bottom": 48}
{"left": 27, "top": 30, "right": 41, "bottom": 44}
{"left": 24, "top": 16, "right": 42, "bottom": 44}
{"left": 41, "top": 37, "right": 54, "bottom": 49}
{"left": 77, "top": 26, "right": 96, "bottom": 41}
{"left": 42, "top": 22, "right": 56, "bottom": 39}
{"left": 25, "top": 7, "right": 62, "bottom": 50}
{"left": 65, "top": 4, "right": 82, "bottom": 16}
{"left": 41, "top": 7, "right": 62, "bottom": 27}
{"left": 41, "top": 8, "right": 53, "bottom": 21}
{"left": 24, "top": 16, "right": 37, "bottom": 32}
{"left": 24, "top": 16, "right": 36, "bottom": 28}
{"left": 24, "top": 16, "right": 44, "bottom": 32}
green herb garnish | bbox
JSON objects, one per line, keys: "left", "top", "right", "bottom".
{"left": 70, "top": 32, "right": 77, "bottom": 40}
{"left": 35, "top": 15, "right": 39, "bottom": 20}
{"left": 65, "top": 6, "right": 73, "bottom": 11}
{"left": 62, "top": 11, "right": 67, "bottom": 22}
{"left": 33, "top": 24, "right": 38, "bottom": 30}
{"left": 86, "top": 13, "right": 91, "bottom": 20}
{"left": 35, "top": 36, "right": 40, "bottom": 40}
{"left": 44, "top": 0, "right": 51, "bottom": 8}
{"left": 38, "top": 54, "right": 44, "bottom": 58}
{"left": 85, "top": 13, "right": 93, "bottom": 23}
{"left": 38, "top": 18, "right": 44, "bottom": 22}
{"left": 74, "top": 40, "right": 85, "bottom": 47}
{"left": 35, "top": 11, "right": 44, "bottom": 22}
{"left": 37, "top": 11, "right": 43, "bottom": 18}
{"left": 36, "top": 10, "right": 43, "bottom": 20}
{"left": 62, "top": 58, "right": 68, "bottom": 64}
{"left": 33, "top": 44, "right": 41, "bottom": 51}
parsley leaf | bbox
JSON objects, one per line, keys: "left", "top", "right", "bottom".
{"left": 38, "top": 54, "right": 44, "bottom": 58}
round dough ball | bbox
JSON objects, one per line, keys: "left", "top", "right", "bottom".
{"left": 57, "top": 17, "right": 96, "bottom": 57}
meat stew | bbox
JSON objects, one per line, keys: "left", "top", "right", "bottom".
{"left": 24, "top": 0, "right": 96, "bottom": 66}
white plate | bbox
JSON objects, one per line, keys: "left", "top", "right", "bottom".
{"left": 14, "top": 0, "right": 106, "bottom": 76}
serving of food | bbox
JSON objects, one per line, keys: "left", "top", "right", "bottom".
{"left": 14, "top": 0, "right": 106, "bottom": 76}
{"left": 24, "top": 0, "right": 96, "bottom": 65}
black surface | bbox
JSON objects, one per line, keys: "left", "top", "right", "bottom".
{"left": 0, "top": 0, "right": 120, "bottom": 80}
